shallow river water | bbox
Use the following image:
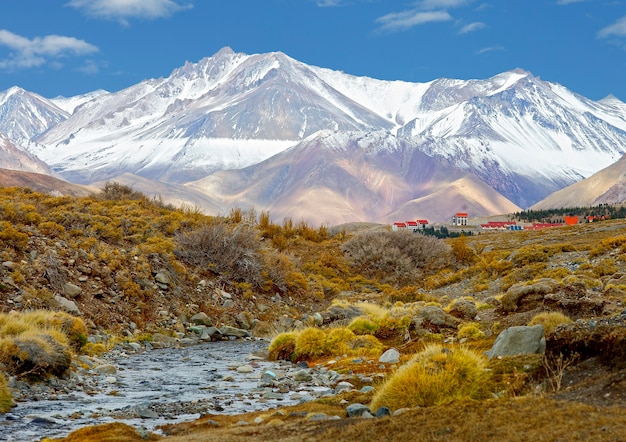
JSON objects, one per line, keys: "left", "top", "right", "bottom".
{"left": 1, "top": 340, "right": 301, "bottom": 442}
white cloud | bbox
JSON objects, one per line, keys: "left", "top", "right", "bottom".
{"left": 0, "top": 29, "right": 98, "bottom": 70}
{"left": 315, "top": 0, "right": 343, "bottom": 6}
{"left": 376, "top": 10, "right": 452, "bottom": 32}
{"left": 557, "top": 0, "right": 588, "bottom": 5}
{"left": 459, "top": 21, "right": 485, "bottom": 34}
{"left": 416, "top": 0, "right": 469, "bottom": 10}
{"left": 598, "top": 16, "right": 626, "bottom": 38}
{"left": 67, "top": 0, "right": 192, "bottom": 25}
{"left": 476, "top": 46, "right": 504, "bottom": 55}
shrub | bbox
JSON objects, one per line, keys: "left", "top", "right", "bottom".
{"left": 323, "top": 327, "right": 356, "bottom": 355}
{"left": 0, "top": 373, "right": 13, "bottom": 413}
{"left": 370, "top": 344, "right": 490, "bottom": 411}
{"left": 457, "top": 322, "right": 486, "bottom": 341}
{"left": 341, "top": 230, "right": 452, "bottom": 284}
{"left": 348, "top": 334, "right": 384, "bottom": 357}
{"left": 97, "top": 181, "right": 146, "bottom": 201}
{"left": 268, "top": 332, "right": 298, "bottom": 361}
{"left": 175, "top": 222, "right": 263, "bottom": 285}
{"left": 348, "top": 317, "right": 379, "bottom": 335}
{"left": 294, "top": 327, "right": 327, "bottom": 360}
{"left": 528, "top": 312, "right": 573, "bottom": 335}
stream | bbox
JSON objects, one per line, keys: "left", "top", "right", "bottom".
{"left": 1, "top": 339, "right": 306, "bottom": 442}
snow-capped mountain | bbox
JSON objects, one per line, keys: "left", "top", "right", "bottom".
{"left": 0, "top": 134, "right": 56, "bottom": 175}
{"left": 1, "top": 47, "right": 626, "bottom": 222}
{"left": 0, "top": 87, "right": 68, "bottom": 145}
{"left": 186, "top": 130, "right": 521, "bottom": 226}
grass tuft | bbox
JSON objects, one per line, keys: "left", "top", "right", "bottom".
{"left": 370, "top": 344, "right": 490, "bottom": 411}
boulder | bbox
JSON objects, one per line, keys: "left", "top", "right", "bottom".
{"left": 346, "top": 403, "right": 371, "bottom": 418}
{"left": 190, "top": 312, "right": 213, "bottom": 327}
{"left": 6, "top": 334, "right": 71, "bottom": 377}
{"left": 62, "top": 282, "right": 82, "bottom": 298}
{"left": 448, "top": 299, "right": 478, "bottom": 320}
{"left": 220, "top": 325, "right": 251, "bottom": 338}
{"left": 412, "top": 306, "right": 460, "bottom": 332}
{"left": 378, "top": 348, "right": 400, "bottom": 364}
{"left": 487, "top": 324, "right": 545, "bottom": 359}
{"left": 54, "top": 295, "right": 81, "bottom": 315}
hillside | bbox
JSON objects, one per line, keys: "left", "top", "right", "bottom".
{"left": 1, "top": 184, "right": 626, "bottom": 441}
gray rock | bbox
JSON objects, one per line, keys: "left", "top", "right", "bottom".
{"left": 413, "top": 306, "right": 460, "bottom": 330}
{"left": 312, "top": 312, "right": 323, "bottom": 326}
{"left": 375, "top": 407, "right": 391, "bottom": 418}
{"left": 346, "top": 403, "right": 371, "bottom": 418}
{"left": 487, "top": 324, "right": 546, "bottom": 359}
{"left": 237, "top": 365, "right": 254, "bottom": 373}
{"left": 190, "top": 312, "right": 213, "bottom": 326}
{"left": 62, "top": 282, "right": 82, "bottom": 298}
{"left": 293, "top": 369, "right": 313, "bottom": 382}
{"left": 54, "top": 295, "right": 81, "bottom": 315}
{"left": 308, "top": 413, "right": 329, "bottom": 421}
{"left": 379, "top": 348, "right": 400, "bottom": 364}
{"left": 220, "top": 325, "right": 251, "bottom": 338}
{"left": 448, "top": 299, "right": 478, "bottom": 320}
{"left": 236, "top": 312, "right": 251, "bottom": 330}
{"left": 223, "top": 299, "right": 235, "bottom": 309}
{"left": 154, "top": 272, "right": 170, "bottom": 285}
{"left": 137, "top": 407, "right": 159, "bottom": 419}
{"left": 94, "top": 364, "right": 117, "bottom": 375}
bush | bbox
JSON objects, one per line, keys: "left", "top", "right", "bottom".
{"left": 268, "top": 332, "right": 297, "bottom": 361}
{"left": 457, "top": 322, "right": 486, "bottom": 341}
{"left": 0, "top": 373, "right": 13, "bottom": 413}
{"left": 370, "top": 344, "right": 490, "bottom": 411}
{"left": 528, "top": 312, "right": 573, "bottom": 335}
{"left": 341, "top": 230, "right": 452, "bottom": 284}
{"left": 294, "top": 327, "right": 327, "bottom": 359}
{"left": 348, "top": 317, "right": 379, "bottom": 335}
{"left": 175, "top": 222, "right": 263, "bottom": 285}
{"left": 323, "top": 328, "right": 356, "bottom": 355}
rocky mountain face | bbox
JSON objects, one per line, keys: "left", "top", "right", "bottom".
{"left": 0, "top": 134, "right": 55, "bottom": 176}
{"left": 1, "top": 47, "right": 626, "bottom": 223}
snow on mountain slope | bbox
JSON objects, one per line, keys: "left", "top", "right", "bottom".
{"left": 186, "top": 130, "right": 519, "bottom": 225}
{"left": 50, "top": 90, "right": 110, "bottom": 114}
{"left": 3, "top": 47, "right": 626, "bottom": 217}
{"left": 34, "top": 47, "right": 393, "bottom": 183}
{"left": 0, "top": 87, "right": 69, "bottom": 145}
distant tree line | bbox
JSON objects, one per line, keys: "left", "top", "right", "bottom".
{"left": 422, "top": 226, "right": 473, "bottom": 239}
{"left": 513, "top": 204, "right": 626, "bottom": 223}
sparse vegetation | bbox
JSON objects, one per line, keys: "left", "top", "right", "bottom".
{"left": 370, "top": 344, "right": 491, "bottom": 411}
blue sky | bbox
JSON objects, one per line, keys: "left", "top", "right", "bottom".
{"left": 1, "top": 0, "right": 625, "bottom": 101}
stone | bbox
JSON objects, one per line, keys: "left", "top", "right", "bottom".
{"left": 54, "top": 295, "right": 81, "bottom": 315}
{"left": 62, "top": 282, "right": 82, "bottom": 298}
{"left": 220, "top": 325, "right": 251, "bottom": 338}
{"left": 487, "top": 324, "right": 546, "bottom": 359}
{"left": 413, "top": 306, "right": 460, "bottom": 331}
{"left": 223, "top": 300, "right": 235, "bottom": 309}
{"left": 237, "top": 365, "right": 254, "bottom": 374}
{"left": 190, "top": 312, "right": 213, "bottom": 326}
{"left": 308, "top": 413, "right": 329, "bottom": 421}
{"left": 293, "top": 369, "right": 313, "bottom": 382}
{"left": 154, "top": 272, "right": 170, "bottom": 285}
{"left": 448, "top": 299, "right": 478, "bottom": 320}
{"left": 312, "top": 312, "right": 323, "bottom": 326}
{"left": 236, "top": 312, "right": 251, "bottom": 330}
{"left": 94, "top": 364, "right": 117, "bottom": 375}
{"left": 376, "top": 407, "right": 392, "bottom": 418}
{"left": 137, "top": 407, "right": 159, "bottom": 419}
{"left": 379, "top": 348, "right": 400, "bottom": 364}
{"left": 346, "top": 403, "right": 371, "bottom": 418}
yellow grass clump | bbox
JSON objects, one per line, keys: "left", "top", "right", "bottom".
{"left": 528, "top": 311, "right": 573, "bottom": 335}
{"left": 0, "top": 373, "right": 14, "bottom": 413}
{"left": 457, "top": 322, "right": 486, "bottom": 341}
{"left": 267, "top": 332, "right": 297, "bottom": 361}
{"left": 348, "top": 316, "right": 379, "bottom": 335}
{"left": 370, "top": 344, "right": 491, "bottom": 411}
{"left": 268, "top": 326, "right": 384, "bottom": 361}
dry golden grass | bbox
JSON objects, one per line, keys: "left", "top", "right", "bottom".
{"left": 528, "top": 311, "right": 573, "bottom": 335}
{"left": 370, "top": 344, "right": 490, "bottom": 411}
{"left": 0, "top": 373, "right": 13, "bottom": 413}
